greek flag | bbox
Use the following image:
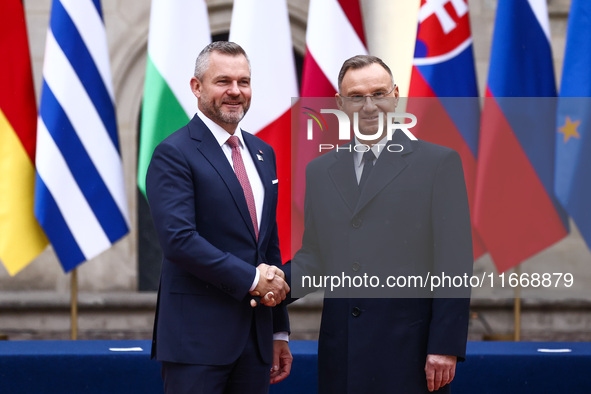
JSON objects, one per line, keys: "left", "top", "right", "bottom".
{"left": 35, "top": 0, "right": 129, "bottom": 272}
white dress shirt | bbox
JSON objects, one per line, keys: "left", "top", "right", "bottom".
{"left": 198, "top": 111, "right": 264, "bottom": 228}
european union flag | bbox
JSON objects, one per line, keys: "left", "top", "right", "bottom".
{"left": 555, "top": 0, "right": 591, "bottom": 250}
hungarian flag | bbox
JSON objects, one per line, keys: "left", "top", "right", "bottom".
{"left": 474, "top": 0, "right": 567, "bottom": 272}
{"left": 293, "top": 0, "right": 368, "bottom": 254}
{"left": 408, "top": 0, "right": 485, "bottom": 260}
{"left": 137, "top": 0, "right": 211, "bottom": 195}
{"left": 555, "top": 0, "right": 591, "bottom": 251}
{"left": 0, "top": 0, "right": 48, "bottom": 275}
{"left": 229, "top": 0, "right": 297, "bottom": 262}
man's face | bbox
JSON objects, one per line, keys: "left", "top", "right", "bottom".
{"left": 191, "top": 52, "right": 251, "bottom": 133}
{"left": 336, "top": 63, "right": 399, "bottom": 141}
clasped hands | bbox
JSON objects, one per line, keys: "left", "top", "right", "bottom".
{"left": 249, "top": 263, "right": 290, "bottom": 307}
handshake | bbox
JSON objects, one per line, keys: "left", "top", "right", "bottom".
{"left": 249, "top": 263, "right": 290, "bottom": 308}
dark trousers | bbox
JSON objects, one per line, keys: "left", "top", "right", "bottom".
{"left": 161, "top": 321, "right": 270, "bottom": 394}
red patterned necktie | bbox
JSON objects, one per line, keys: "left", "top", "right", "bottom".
{"left": 227, "top": 136, "right": 258, "bottom": 240}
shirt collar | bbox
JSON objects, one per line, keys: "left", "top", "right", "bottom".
{"left": 353, "top": 134, "right": 388, "bottom": 168}
{"left": 197, "top": 110, "right": 246, "bottom": 148}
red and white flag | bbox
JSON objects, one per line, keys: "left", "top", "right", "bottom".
{"left": 301, "top": 0, "right": 367, "bottom": 96}
{"left": 230, "top": 0, "right": 298, "bottom": 262}
{"left": 293, "top": 0, "right": 368, "bottom": 253}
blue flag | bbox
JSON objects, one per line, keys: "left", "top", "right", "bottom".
{"left": 555, "top": 0, "right": 591, "bottom": 251}
{"left": 34, "top": 0, "right": 129, "bottom": 272}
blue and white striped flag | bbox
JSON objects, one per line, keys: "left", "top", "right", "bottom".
{"left": 35, "top": 0, "right": 129, "bottom": 272}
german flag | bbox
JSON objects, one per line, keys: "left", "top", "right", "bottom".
{"left": 0, "top": 0, "right": 48, "bottom": 276}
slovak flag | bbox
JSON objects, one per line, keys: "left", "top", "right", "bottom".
{"left": 408, "top": 0, "right": 485, "bottom": 260}
{"left": 474, "top": 0, "right": 568, "bottom": 272}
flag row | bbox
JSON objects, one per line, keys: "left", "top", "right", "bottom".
{"left": 409, "top": 0, "right": 590, "bottom": 272}
{"left": 1, "top": 0, "right": 589, "bottom": 277}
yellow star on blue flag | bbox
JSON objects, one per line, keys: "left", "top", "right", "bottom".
{"left": 558, "top": 116, "right": 580, "bottom": 143}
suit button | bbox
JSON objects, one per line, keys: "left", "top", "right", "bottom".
{"left": 351, "top": 216, "right": 362, "bottom": 229}
{"left": 352, "top": 307, "right": 361, "bottom": 317}
{"left": 352, "top": 261, "right": 361, "bottom": 272}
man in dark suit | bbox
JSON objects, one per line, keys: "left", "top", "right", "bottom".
{"left": 292, "top": 55, "right": 473, "bottom": 393}
{"left": 146, "top": 41, "right": 292, "bottom": 394}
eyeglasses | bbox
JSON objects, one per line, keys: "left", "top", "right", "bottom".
{"left": 342, "top": 86, "right": 396, "bottom": 104}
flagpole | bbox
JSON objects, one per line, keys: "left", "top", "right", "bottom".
{"left": 513, "top": 265, "right": 521, "bottom": 341}
{"left": 70, "top": 268, "right": 78, "bottom": 340}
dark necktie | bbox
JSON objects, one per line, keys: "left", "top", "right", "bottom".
{"left": 227, "top": 136, "right": 258, "bottom": 240}
{"left": 358, "top": 149, "right": 375, "bottom": 190}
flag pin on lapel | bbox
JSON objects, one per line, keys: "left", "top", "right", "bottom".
{"left": 257, "top": 150, "right": 264, "bottom": 161}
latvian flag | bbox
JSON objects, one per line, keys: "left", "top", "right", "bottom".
{"left": 292, "top": 0, "right": 368, "bottom": 254}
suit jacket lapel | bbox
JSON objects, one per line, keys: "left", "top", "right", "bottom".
{"left": 354, "top": 133, "right": 414, "bottom": 215}
{"left": 328, "top": 142, "right": 360, "bottom": 214}
{"left": 188, "top": 115, "right": 258, "bottom": 241}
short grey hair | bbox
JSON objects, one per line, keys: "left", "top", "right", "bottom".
{"left": 337, "top": 55, "right": 395, "bottom": 93}
{"left": 194, "top": 41, "right": 251, "bottom": 79}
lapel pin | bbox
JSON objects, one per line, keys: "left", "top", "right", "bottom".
{"left": 257, "top": 150, "right": 264, "bottom": 161}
